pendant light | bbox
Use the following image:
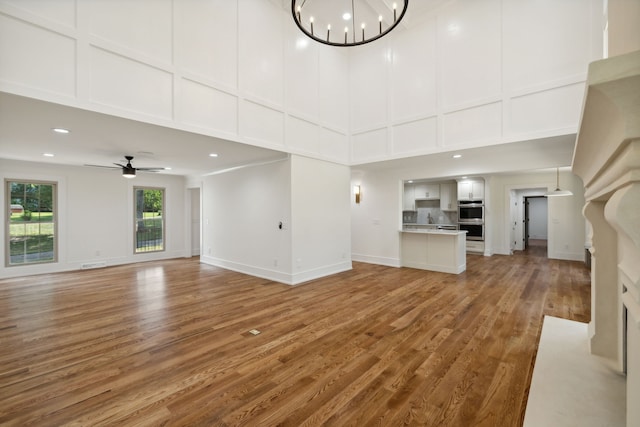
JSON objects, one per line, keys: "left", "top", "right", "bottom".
{"left": 545, "top": 168, "right": 573, "bottom": 197}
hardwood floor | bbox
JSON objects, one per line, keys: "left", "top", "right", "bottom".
{"left": 0, "top": 253, "right": 590, "bottom": 426}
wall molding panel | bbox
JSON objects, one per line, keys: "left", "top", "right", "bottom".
{"left": 348, "top": 0, "right": 602, "bottom": 164}
{"left": 0, "top": 0, "right": 601, "bottom": 167}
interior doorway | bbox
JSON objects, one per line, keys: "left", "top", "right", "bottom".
{"left": 524, "top": 196, "right": 548, "bottom": 250}
{"left": 509, "top": 187, "right": 547, "bottom": 256}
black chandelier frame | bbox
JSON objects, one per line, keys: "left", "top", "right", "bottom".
{"left": 291, "top": 0, "right": 409, "bottom": 47}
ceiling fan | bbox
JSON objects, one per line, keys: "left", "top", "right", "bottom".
{"left": 85, "top": 155, "right": 165, "bottom": 178}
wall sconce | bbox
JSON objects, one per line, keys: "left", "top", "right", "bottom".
{"left": 354, "top": 185, "right": 361, "bottom": 203}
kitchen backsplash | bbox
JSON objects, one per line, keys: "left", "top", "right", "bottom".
{"left": 404, "top": 200, "right": 458, "bottom": 225}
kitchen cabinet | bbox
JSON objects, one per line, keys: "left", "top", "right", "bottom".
{"left": 457, "top": 180, "right": 484, "bottom": 201}
{"left": 440, "top": 183, "right": 456, "bottom": 211}
{"left": 466, "top": 241, "right": 485, "bottom": 254}
{"left": 403, "top": 183, "right": 415, "bottom": 210}
{"left": 401, "top": 229, "right": 467, "bottom": 274}
{"left": 414, "top": 183, "right": 440, "bottom": 200}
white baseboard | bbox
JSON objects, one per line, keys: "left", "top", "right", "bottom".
{"left": 200, "top": 256, "right": 352, "bottom": 286}
{"left": 351, "top": 253, "right": 401, "bottom": 267}
{"left": 549, "top": 251, "right": 584, "bottom": 261}
{"left": 0, "top": 250, "right": 190, "bottom": 279}
{"left": 290, "top": 261, "right": 352, "bottom": 285}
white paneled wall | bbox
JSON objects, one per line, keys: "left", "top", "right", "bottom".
{"left": 0, "top": 12, "right": 76, "bottom": 98}
{"left": 175, "top": 0, "right": 238, "bottom": 89}
{"left": 349, "top": 0, "right": 603, "bottom": 164}
{"left": 438, "top": 0, "right": 502, "bottom": 110}
{"left": 89, "top": 47, "right": 174, "bottom": 119}
{"left": 350, "top": 43, "right": 389, "bottom": 132}
{"left": 391, "top": 19, "right": 437, "bottom": 122}
{"left": 0, "top": 0, "right": 350, "bottom": 165}
{"left": 238, "top": 0, "right": 284, "bottom": 106}
{"left": 0, "top": 0, "right": 601, "bottom": 166}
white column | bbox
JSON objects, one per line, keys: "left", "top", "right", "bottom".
{"left": 605, "top": 182, "right": 640, "bottom": 425}
{"left": 583, "top": 200, "right": 621, "bottom": 370}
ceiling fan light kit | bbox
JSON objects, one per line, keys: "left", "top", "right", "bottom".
{"left": 85, "top": 155, "right": 164, "bottom": 178}
{"left": 122, "top": 167, "right": 136, "bottom": 178}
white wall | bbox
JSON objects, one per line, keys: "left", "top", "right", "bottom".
{"left": 200, "top": 158, "right": 293, "bottom": 283}
{"left": 0, "top": 0, "right": 350, "bottom": 165}
{"left": 201, "top": 155, "right": 352, "bottom": 285}
{"left": 349, "top": 0, "right": 603, "bottom": 164}
{"left": 490, "top": 170, "right": 586, "bottom": 260}
{"left": 352, "top": 162, "right": 586, "bottom": 266}
{"left": 0, "top": 159, "right": 188, "bottom": 279}
{"left": 290, "top": 155, "right": 352, "bottom": 283}
{"left": 528, "top": 197, "right": 548, "bottom": 240}
{"left": 351, "top": 168, "right": 403, "bottom": 267}
{"left": 0, "top": 0, "right": 602, "bottom": 168}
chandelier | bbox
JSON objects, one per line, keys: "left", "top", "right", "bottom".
{"left": 291, "top": 0, "right": 409, "bottom": 47}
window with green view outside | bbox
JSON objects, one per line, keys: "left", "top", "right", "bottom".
{"left": 134, "top": 187, "right": 165, "bottom": 253}
{"left": 6, "top": 180, "right": 57, "bottom": 266}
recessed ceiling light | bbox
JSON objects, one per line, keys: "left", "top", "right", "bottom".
{"left": 407, "top": 180, "right": 413, "bottom": 183}
{"left": 343, "top": 12, "right": 351, "bottom": 20}
{"left": 52, "top": 128, "right": 70, "bottom": 134}
{"left": 453, "top": 154, "right": 462, "bottom": 158}
{"left": 163, "top": 167, "right": 172, "bottom": 170}
{"left": 209, "top": 153, "right": 218, "bottom": 157}
{"left": 43, "top": 153, "right": 55, "bottom": 157}
{"left": 462, "top": 176, "right": 468, "bottom": 179}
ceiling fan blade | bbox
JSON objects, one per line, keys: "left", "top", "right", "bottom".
{"left": 84, "top": 164, "right": 119, "bottom": 169}
{"left": 113, "top": 163, "right": 126, "bottom": 167}
{"left": 136, "top": 167, "right": 165, "bottom": 171}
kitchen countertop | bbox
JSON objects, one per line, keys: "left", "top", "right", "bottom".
{"left": 401, "top": 229, "right": 466, "bottom": 235}
{"left": 403, "top": 223, "right": 456, "bottom": 226}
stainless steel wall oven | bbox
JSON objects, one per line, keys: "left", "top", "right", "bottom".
{"left": 458, "top": 200, "right": 484, "bottom": 241}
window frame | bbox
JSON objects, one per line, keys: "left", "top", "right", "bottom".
{"left": 133, "top": 186, "right": 166, "bottom": 254}
{"left": 5, "top": 179, "right": 58, "bottom": 267}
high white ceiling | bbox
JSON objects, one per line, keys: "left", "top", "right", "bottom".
{"left": 0, "top": 92, "right": 288, "bottom": 177}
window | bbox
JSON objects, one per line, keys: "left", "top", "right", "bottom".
{"left": 134, "top": 187, "right": 165, "bottom": 253}
{"left": 6, "top": 180, "right": 57, "bottom": 266}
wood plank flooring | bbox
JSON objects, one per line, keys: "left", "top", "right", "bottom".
{"left": 0, "top": 250, "right": 590, "bottom": 426}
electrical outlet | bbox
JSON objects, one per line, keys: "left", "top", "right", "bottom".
{"left": 273, "top": 258, "right": 278, "bottom": 267}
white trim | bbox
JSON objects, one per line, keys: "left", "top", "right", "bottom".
{"left": 351, "top": 253, "right": 401, "bottom": 267}
{"left": 200, "top": 255, "right": 351, "bottom": 286}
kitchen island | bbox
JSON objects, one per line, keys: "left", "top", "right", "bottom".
{"left": 400, "top": 229, "right": 467, "bottom": 274}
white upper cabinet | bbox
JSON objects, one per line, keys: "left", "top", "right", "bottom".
{"left": 440, "top": 183, "right": 457, "bottom": 211}
{"left": 414, "top": 183, "right": 440, "bottom": 200}
{"left": 457, "top": 180, "right": 484, "bottom": 201}
{"left": 403, "top": 184, "right": 415, "bottom": 211}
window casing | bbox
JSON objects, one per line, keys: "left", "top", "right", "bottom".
{"left": 6, "top": 180, "right": 57, "bottom": 266}
{"left": 134, "top": 187, "right": 165, "bottom": 253}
